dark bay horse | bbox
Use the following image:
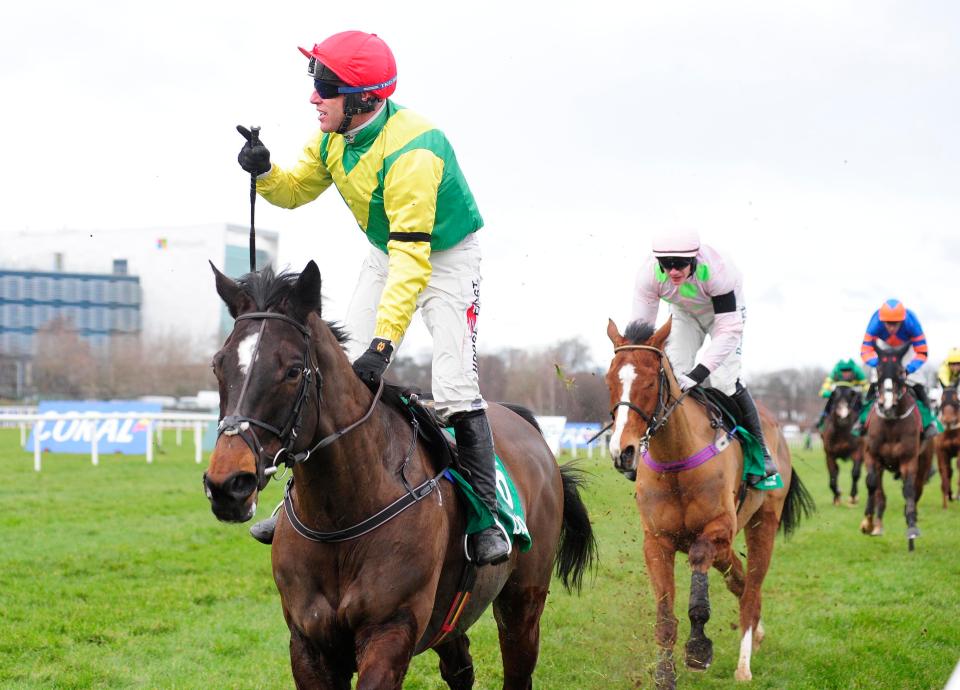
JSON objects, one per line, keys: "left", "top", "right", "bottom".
{"left": 604, "top": 319, "right": 813, "bottom": 689}
{"left": 860, "top": 342, "right": 933, "bottom": 549}
{"left": 202, "top": 262, "right": 595, "bottom": 689}
{"left": 935, "top": 386, "right": 960, "bottom": 507}
{"left": 820, "top": 385, "right": 864, "bottom": 506}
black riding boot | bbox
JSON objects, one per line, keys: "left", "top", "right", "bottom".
{"left": 249, "top": 513, "right": 278, "bottom": 544}
{"left": 732, "top": 383, "right": 778, "bottom": 485}
{"left": 452, "top": 409, "right": 511, "bottom": 566}
{"left": 912, "top": 383, "right": 937, "bottom": 439}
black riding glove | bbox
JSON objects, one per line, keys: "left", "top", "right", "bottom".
{"left": 352, "top": 338, "right": 394, "bottom": 388}
{"left": 236, "top": 125, "right": 271, "bottom": 176}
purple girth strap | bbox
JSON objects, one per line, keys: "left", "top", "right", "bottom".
{"left": 642, "top": 431, "right": 734, "bottom": 473}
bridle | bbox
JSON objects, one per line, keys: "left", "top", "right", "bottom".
{"left": 592, "top": 343, "right": 693, "bottom": 447}
{"left": 217, "top": 311, "right": 382, "bottom": 487}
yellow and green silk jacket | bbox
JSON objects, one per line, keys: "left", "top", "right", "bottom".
{"left": 256, "top": 101, "right": 483, "bottom": 344}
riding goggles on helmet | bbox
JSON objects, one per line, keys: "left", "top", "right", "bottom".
{"left": 658, "top": 256, "right": 694, "bottom": 271}
{"left": 308, "top": 57, "right": 397, "bottom": 99}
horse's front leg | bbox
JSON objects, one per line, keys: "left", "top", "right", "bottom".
{"left": 289, "top": 625, "right": 351, "bottom": 690}
{"left": 354, "top": 615, "right": 420, "bottom": 690}
{"left": 826, "top": 453, "right": 841, "bottom": 505}
{"left": 643, "top": 533, "right": 679, "bottom": 690}
{"left": 901, "top": 465, "right": 920, "bottom": 549}
{"left": 936, "top": 443, "right": 951, "bottom": 508}
{"left": 684, "top": 528, "right": 728, "bottom": 671}
{"left": 861, "top": 452, "right": 882, "bottom": 535}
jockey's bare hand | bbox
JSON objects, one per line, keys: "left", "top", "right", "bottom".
{"left": 237, "top": 125, "right": 272, "bottom": 176}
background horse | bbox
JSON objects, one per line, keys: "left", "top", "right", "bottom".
{"left": 604, "top": 318, "right": 813, "bottom": 689}
{"left": 860, "top": 342, "right": 934, "bottom": 549}
{"left": 202, "top": 262, "right": 596, "bottom": 689}
{"left": 820, "top": 385, "right": 864, "bottom": 506}
{"left": 935, "top": 386, "right": 960, "bottom": 507}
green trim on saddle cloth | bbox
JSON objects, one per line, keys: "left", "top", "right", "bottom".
{"left": 734, "top": 425, "right": 784, "bottom": 490}
{"left": 443, "top": 430, "right": 532, "bottom": 552}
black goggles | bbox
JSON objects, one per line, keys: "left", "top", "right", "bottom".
{"left": 313, "top": 78, "right": 345, "bottom": 99}
{"left": 658, "top": 256, "right": 693, "bottom": 271}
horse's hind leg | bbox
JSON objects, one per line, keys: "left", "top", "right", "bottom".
{"left": 937, "top": 445, "right": 951, "bottom": 508}
{"left": 826, "top": 454, "right": 841, "bottom": 505}
{"left": 491, "top": 579, "right": 548, "bottom": 690}
{"left": 685, "top": 537, "right": 719, "bottom": 671}
{"left": 901, "top": 465, "right": 921, "bottom": 548}
{"left": 434, "top": 635, "right": 475, "bottom": 690}
{"left": 735, "top": 505, "right": 779, "bottom": 682}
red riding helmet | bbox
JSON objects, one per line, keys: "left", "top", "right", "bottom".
{"left": 299, "top": 31, "right": 397, "bottom": 99}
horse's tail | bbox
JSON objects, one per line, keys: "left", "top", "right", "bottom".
{"left": 500, "top": 402, "right": 542, "bottom": 434}
{"left": 555, "top": 463, "right": 598, "bottom": 593}
{"left": 779, "top": 468, "right": 816, "bottom": 537}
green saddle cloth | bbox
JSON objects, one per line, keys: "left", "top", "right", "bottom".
{"left": 443, "top": 429, "right": 532, "bottom": 553}
{"left": 734, "top": 426, "right": 784, "bottom": 491}
{"left": 855, "top": 398, "right": 942, "bottom": 436}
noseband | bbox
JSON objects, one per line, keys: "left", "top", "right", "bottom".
{"left": 217, "top": 311, "right": 382, "bottom": 485}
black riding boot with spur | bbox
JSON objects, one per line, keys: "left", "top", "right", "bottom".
{"left": 732, "top": 383, "right": 779, "bottom": 485}
{"left": 452, "top": 409, "right": 511, "bottom": 566}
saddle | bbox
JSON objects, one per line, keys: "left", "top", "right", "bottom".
{"left": 687, "top": 386, "right": 746, "bottom": 432}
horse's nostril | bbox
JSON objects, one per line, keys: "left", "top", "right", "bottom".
{"left": 620, "top": 446, "right": 636, "bottom": 467}
{"left": 224, "top": 472, "right": 259, "bottom": 500}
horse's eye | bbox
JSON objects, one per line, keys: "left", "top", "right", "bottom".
{"left": 286, "top": 366, "right": 302, "bottom": 380}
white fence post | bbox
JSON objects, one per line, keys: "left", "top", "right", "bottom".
{"left": 91, "top": 428, "right": 99, "bottom": 466}
{"left": 20, "top": 423, "right": 26, "bottom": 447}
{"left": 194, "top": 422, "right": 202, "bottom": 464}
{"left": 146, "top": 420, "right": 154, "bottom": 464}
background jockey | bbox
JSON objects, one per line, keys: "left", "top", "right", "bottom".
{"left": 815, "top": 358, "right": 868, "bottom": 431}
{"left": 236, "top": 31, "right": 509, "bottom": 565}
{"left": 631, "top": 228, "right": 779, "bottom": 484}
{"left": 858, "top": 298, "right": 937, "bottom": 439}
{"left": 937, "top": 348, "right": 960, "bottom": 389}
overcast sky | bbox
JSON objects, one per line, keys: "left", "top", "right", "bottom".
{"left": 2, "top": 1, "right": 958, "bottom": 377}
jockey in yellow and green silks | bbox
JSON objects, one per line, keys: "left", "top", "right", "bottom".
{"left": 815, "top": 359, "right": 867, "bottom": 431}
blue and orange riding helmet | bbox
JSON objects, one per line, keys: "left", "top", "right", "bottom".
{"left": 878, "top": 298, "right": 906, "bottom": 323}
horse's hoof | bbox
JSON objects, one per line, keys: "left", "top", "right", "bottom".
{"left": 833, "top": 495, "right": 842, "bottom": 507}
{"left": 848, "top": 496, "right": 858, "bottom": 506}
{"left": 654, "top": 658, "right": 677, "bottom": 689}
{"left": 684, "top": 637, "right": 713, "bottom": 670}
{"left": 859, "top": 518, "right": 872, "bottom": 534}
{"left": 871, "top": 526, "right": 884, "bottom": 537}
{"left": 907, "top": 526, "right": 920, "bottom": 540}
{"left": 735, "top": 666, "right": 753, "bottom": 682}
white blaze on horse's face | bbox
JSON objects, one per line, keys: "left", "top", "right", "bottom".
{"left": 882, "top": 378, "right": 894, "bottom": 411}
{"left": 837, "top": 400, "right": 849, "bottom": 419}
{"left": 608, "top": 364, "right": 637, "bottom": 458}
{"left": 237, "top": 332, "right": 260, "bottom": 376}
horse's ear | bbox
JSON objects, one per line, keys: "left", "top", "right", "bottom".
{"left": 210, "top": 261, "right": 254, "bottom": 318}
{"left": 607, "top": 319, "right": 625, "bottom": 347}
{"left": 289, "top": 260, "right": 322, "bottom": 323}
{"left": 650, "top": 316, "right": 672, "bottom": 349}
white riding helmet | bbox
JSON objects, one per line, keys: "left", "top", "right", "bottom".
{"left": 651, "top": 228, "right": 700, "bottom": 258}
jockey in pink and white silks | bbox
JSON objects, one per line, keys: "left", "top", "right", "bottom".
{"left": 630, "top": 228, "right": 779, "bottom": 483}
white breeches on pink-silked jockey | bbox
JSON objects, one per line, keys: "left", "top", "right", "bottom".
{"left": 343, "top": 233, "right": 487, "bottom": 421}
{"left": 665, "top": 304, "right": 747, "bottom": 396}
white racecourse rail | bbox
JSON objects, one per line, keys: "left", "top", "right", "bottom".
{"left": 0, "top": 411, "right": 217, "bottom": 471}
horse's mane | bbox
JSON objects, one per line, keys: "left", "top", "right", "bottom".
{"left": 624, "top": 320, "right": 656, "bottom": 345}
{"left": 235, "top": 267, "right": 349, "bottom": 345}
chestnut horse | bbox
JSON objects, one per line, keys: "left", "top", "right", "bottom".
{"left": 859, "top": 342, "right": 934, "bottom": 549}
{"left": 935, "top": 386, "right": 960, "bottom": 507}
{"left": 820, "top": 385, "right": 864, "bottom": 506}
{"left": 202, "top": 263, "right": 596, "bottom": 689}
{"left": 604, "top": 319, "right": 813, "bottom": 689}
